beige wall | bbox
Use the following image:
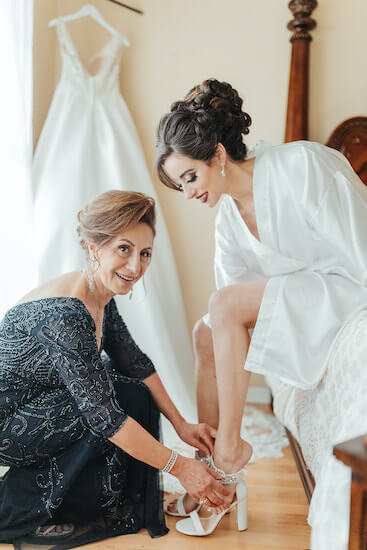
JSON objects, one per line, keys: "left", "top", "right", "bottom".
{"left": 33, "top": 0, "right": 367, "bottom": 388}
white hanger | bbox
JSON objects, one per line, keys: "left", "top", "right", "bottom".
{"left": 49, "top": 3, "right": 130, "bottom": 47}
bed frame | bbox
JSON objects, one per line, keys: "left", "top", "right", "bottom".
{"left": 283, "top": 0, "right": 367, "bottom": 503}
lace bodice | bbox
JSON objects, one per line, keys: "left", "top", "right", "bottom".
{"left": 0, "top": 297, "right": 156, "bottom": 437}
{"left": 56, "top": 22, "right": 124, "bottom": 97}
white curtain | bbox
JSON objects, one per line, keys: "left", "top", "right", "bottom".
{"left": 0, "top": 1, "right": 35, "bottom": 318}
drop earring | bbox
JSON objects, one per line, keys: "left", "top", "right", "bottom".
{"left": 221, "top": 163, "right": 226, "bottom": 177}
{"left": 129, "top": 287, "right": 133, "bottom": 301}
{"left": 84, "top": 258, "right": 96, "bottom": 292}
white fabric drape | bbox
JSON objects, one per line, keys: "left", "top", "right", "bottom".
{"left": 32, "top": 19, "right": 196, "bottom": 421}
{"left": 0, "top": 1, "right": 35, "bottom": 318}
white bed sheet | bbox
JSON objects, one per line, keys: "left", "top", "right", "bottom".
{"left": 267, "top": 309, "right": 367, "bottom": 550}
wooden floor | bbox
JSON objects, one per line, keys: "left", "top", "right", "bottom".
{"left": 0, "top": 408, "right": 311, "bottom": 550}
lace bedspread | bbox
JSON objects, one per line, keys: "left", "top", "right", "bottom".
{"left": 267, "top": 309, "right": 367, "bottom": 550}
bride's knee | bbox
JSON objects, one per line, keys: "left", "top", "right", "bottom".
{"left": 208, "top": 288, "right": 235, "bottom": 326}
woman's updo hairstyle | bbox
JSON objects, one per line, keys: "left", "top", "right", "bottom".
{"left": 77, "top": 190, "right": 156, "bottom": 254}
{"left": 156, "top": 79, "right": 252, "bottom": 191}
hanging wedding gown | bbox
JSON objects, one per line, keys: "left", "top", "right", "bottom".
{"left": 32, "top": 19, "right": 195, "bottom": 419}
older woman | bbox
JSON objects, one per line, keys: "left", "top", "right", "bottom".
{"left": 156, "top": 79, "right": 367, "bottom": 536}
{"left": 0, "top": 190, "right": 230, "bottom": 547}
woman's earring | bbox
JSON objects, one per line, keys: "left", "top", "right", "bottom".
{"left": 84, "top": 265, "right": 95, "bottom": 293}
{"left": 91, "top": 255, "right": 99, "bottom": 273}
{"left": 221, "top": 163, "right": 226, "bottom": 177}
{"left": 129, "top": 287, "right": 133, "bottom": 301}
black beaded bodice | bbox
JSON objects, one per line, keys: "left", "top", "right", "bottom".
{"left": 0, "top": 297, "right": 156, "bottom": 437}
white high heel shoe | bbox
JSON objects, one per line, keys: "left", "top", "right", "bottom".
{"left": 165, "top": 494, "right": 202, "bottom": 517}
{"left": 175, "top": 471, "right": 248, "bottom": 536}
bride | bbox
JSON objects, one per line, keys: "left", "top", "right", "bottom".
{"left": 156, "top": 78, "right": 367, "bottom": 536}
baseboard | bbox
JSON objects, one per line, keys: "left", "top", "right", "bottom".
{"left": 247, "top": 385, "right": 271, "bottom": 404}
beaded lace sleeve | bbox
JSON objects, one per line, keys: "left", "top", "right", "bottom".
{"left": 103, "top": 299, "right": 156, "bottom": 380}
{"left": 32, "top": 308, "right": 128, "bottom": 437}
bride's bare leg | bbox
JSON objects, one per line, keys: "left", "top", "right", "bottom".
{"left": 167, "top": 318, "right": 218, "bottom": 514}
{"left": 168, "top": 281, "right": 266, "bottom": 515}
{"left": 210, "top": 280, "right": 268, "bottom": 474}
{"left": 193, "top": 319, "right": 219, "bottom": 430}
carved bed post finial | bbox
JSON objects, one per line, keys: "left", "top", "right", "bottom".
{"left": 284, "top": 0, "right": 318, "bottom": 142}
{"left": 288, "top": 0, "right": 317, "bottom": 42}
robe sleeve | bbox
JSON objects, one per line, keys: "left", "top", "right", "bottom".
{"left": 301, "top": 148, "right": 367, "bottom": 286}
{"left": 33, "top": 308, "right": 128, "bottom": 438}
{"left": 103, "top": 299, "right": 156, "bottom": 380}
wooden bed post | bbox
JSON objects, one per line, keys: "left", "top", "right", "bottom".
{"left": 284, "top": 0, "right": 318, "bottom": 142}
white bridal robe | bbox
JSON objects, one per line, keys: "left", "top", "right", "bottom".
{"left": 204, "top": 140, "right": 367, "bottom": 389}
{"left": 32, "top": 19, "right": 195, "bottom": 418}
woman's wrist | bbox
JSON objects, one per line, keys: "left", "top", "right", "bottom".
{"left": 161, "top": 449, "right": 179, "bottom": 473}
{"left": 172, "top": 415, "right": 186, "bottom": 434}
{"left": 169, "top": 453, "right": 187, "bottom": 477}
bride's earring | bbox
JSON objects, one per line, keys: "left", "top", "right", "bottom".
{"left": 221, "top": 163, "right": 226, "bottom": 177}
{"left": 129, "top": 287, "right": 133, "bottom": 301}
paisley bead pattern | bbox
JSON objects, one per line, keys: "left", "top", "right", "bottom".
{"left": 0, "top": 297, "right": 165, "bottom": 543}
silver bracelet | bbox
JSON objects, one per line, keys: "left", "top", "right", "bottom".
{"left": 162, "top": 450, "right": 178, "bottom": 473}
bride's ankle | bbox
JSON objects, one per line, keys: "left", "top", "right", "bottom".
{"left": 213, "top": 439, "right": 252, "bottom": 473}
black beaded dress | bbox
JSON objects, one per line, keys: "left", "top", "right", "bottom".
{"left": 0, "top": 297, "right": 168, "bottom": 548}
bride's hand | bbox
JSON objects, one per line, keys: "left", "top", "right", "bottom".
{"left": 175, "top": 420, "right": 216, "bottom": 456}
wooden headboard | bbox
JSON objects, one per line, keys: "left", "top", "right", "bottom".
{"left": 284, "top": 0, "right": 367, "bottom": 186}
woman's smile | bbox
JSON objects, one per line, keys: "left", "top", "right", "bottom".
{"left": 196, "top": 191, "right": 208, "bottom": 203}
{"left": 115, "top": 271, "right": 136, "bottom": 283}
{"left": 163, "top": 153, "right": 224, "bottom": 208}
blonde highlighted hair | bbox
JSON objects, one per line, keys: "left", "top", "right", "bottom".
{"left": 77, "top": 190, "right": 156, "bottom": 253}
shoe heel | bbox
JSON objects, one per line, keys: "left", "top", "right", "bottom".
{"left": 236, "top": 479, "right": 248, "bottom": 531}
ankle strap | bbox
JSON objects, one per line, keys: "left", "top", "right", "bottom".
{"left": 194, "top": 450, "right": 212, "bottom": 466}
{"left": 207, "top": 456, "right": 243, "bottom": 485}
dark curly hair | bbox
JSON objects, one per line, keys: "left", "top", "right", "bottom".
{"left": 156, "top": 79, "right": 252, "bottom": 191}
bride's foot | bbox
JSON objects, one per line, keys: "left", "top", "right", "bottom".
{"left": 210, "top": 438, "right": 252, "bottom": 515}
{"left": 175, "top": 476, "right": 248, "bottom": 535}
{"left": 214, "top": 438, "right": 253, "bottom": 475}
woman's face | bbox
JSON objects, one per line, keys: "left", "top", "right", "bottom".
{"left": 90, "top": 222, "right": 154, "bottom": 296}
{"left": 164, "top": 152, "right": 225, "bottom": 208}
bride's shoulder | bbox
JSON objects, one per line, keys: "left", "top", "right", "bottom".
{"left": 263, "top": 140, "right": 335, "bottom": 163}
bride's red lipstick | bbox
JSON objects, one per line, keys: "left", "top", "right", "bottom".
{"left": 196, "top": 192, "right": 208, "bottom": 203}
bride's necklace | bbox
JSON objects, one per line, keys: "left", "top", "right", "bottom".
{"left": 82, "top": 268, "right": 103, "bottom": 349}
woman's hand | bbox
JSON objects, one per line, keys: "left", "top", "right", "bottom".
{"left": 171, "top": 456, "right": 232, "bottom": 509}
{"left": 175, "top": 420, "right": 216, "bottom": 457}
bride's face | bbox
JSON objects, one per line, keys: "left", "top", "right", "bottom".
{"left": 164, "top": 152, "right": 226, "bottom": 208}
{"left": 92, "top": 223, "right": 154, "bottom": 296}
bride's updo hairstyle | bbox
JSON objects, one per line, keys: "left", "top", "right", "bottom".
{"left": 156, "top": 78, "right": 252, "bottom": 191}
{"left": 77, "top": 190, "right": 156, "bottom": 254}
